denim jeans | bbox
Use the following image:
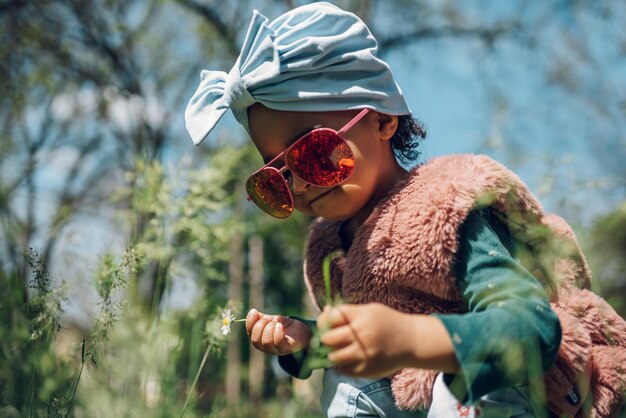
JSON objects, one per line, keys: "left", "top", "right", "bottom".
{"left": 320, "top": 368, "right": 426, "bottom": 418}
{"left": 320, "top": 369, "right": 536, "bottom": 418}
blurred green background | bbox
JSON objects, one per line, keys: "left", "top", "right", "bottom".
{"left": 1, "top": 1, "right": 624, "bottom": 417}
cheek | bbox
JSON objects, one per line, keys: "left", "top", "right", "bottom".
{"left": 347, "top": 157, "right": 377, "bottom": 194}
{"left": 346, "top": 142, "right": 378, "bottom": 183}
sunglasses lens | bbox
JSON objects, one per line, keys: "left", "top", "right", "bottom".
{"left": 285, "top": 130, "right": 354, "bottom": 187}
{"left": 246, "top": 169, "right": 293, "bottom": 219}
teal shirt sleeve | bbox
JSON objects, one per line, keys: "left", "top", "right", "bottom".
{"left": 434, "top": 209, "right": 561, "bottom": 403}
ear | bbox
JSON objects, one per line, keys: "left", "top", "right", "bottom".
{"left": 377, "top": 112, "right": 398, "bottom": 142}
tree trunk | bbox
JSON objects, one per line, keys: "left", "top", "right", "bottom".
{"left": 248, "top": 235, "right": 265, "bottom": 405}
{"left": 226, "top": 232, "right": 243, "bottom": 408}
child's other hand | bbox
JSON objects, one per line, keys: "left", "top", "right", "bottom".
{"left": 317, "top": 303, "right": 418, "bottom": 378}
{"left": 245, "top": 309, "right": 312, "bottom": 356}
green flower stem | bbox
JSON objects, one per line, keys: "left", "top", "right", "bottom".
{"left": 180, "top": 318, "right": 245, "bottom": 417}
{"left": 180, "top": 343, "right": 211, "bottom": 418}
{"left": 300, "top": 250, "right": 343, "bottom": 375}
{"left": 322, "top": 250, "right": 341, "bottom": 307}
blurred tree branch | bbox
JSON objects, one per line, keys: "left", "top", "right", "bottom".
{"left": 174, "top": 0, "right": 239, "bottom": 57}
{"left": 379, "top": 21, "right": 520, "bottom": 52}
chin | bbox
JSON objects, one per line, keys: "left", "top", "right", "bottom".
{"left": 313, "top": 204, "right": 356, "bottom": 221}
{"left": 319, "top": 212, "right": 352, "bottom": 221}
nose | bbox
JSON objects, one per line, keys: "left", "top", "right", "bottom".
{"left": 290, "top": 174, "right": 311, "bottom": 194}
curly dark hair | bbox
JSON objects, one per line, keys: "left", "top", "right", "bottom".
{"left": 390, "top": 115, "right": 427, "bottom": 164}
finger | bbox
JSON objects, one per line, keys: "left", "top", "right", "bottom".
{"left": 328, "top": 304, "right": 366, "bottom": 320}
{"left": 282, "top": 319, "right": 304, "bottom": 348}
{"left": 261, "top": 319, "right": 278, "bottom": 353}
{"left": 274, "top": 315, "right": 293, "bottom": 326}
{"left": 275, "top": 316, "right": 310, "bottom": 340}
{"left": 245, "top": 309, "right": 260, "bottom": 335}
{"left": 327, "top": 342, "right": 363, "bottom": 367}
{"left": 320, "top": 324, "right": 354, "bottom": 349}
{"left": 317, "top": 306, "right": 349, "bottom": 331}
{"left": 250, "top": 316, "right": 272, "bottom": 350}
{"left": 273, "top": 322, "right": 294, "bottom": 354}
{"left": 333, "top": 363, "right": 366, "bottom": 377}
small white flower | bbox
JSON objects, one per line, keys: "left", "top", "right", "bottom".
{"left": 221, "top": 309, "right": 236, "bottom": 335}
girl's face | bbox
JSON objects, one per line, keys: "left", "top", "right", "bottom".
{"left": 247, "top": 104, "right": 405, "bottom": 223}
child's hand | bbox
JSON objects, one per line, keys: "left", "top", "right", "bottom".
{"left": 245, "top": 309, "right": 312, "bottom": 356}
{"left": 317, "top": 303, "right": 415, "bottom": 378}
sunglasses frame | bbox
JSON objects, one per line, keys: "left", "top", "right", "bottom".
{"left": 246, "top": 108, "right": 370, "bottom": 218}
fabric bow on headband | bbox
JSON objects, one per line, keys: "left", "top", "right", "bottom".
{"left": 184, "top": 2, "right": 411, "bottom": 146}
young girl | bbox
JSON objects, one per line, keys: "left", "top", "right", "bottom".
{"left": 185, "top": 3, "right": 626, "bottom": 418}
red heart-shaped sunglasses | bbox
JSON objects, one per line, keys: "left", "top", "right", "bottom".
{"left": 246, "top": 108, "right": 370, "bottom": 218}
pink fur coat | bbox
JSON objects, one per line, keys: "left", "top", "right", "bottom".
{"left": 303, "top": 154, "right": 626, "bottom": 418}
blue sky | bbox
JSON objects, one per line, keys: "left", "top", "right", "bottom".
{"left": 379, "top": 1, "right": 625, "bottom": 225}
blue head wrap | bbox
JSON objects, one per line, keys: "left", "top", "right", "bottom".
{"left": 185, "top": 2, "right": 411, "bottom": 146}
